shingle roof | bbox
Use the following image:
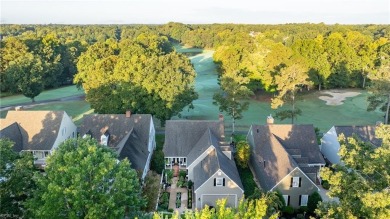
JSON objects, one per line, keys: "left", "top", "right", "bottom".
{"left": 163, "top": 120, "right": 224, "bottom": 157}
{"left": 187, "top": 128, "right": 220, "bottom": 166}
{"left": 193, "top": 146, "right": 244, "bottom": 191}
{"left": 79, "top": 114, "right": 152, "bottom": 170}
{"left": 335, "top": 125, "right": 382, "bottom": 147}
{"left": 0, "top": 122, "right": 23, "bottom": 152}
{"left": 0, "top": 111, "right": 65, "bottom": 150}
{"left": 118, "top": 129, "right": 149, "bottom": 171}
{"left": 250, "top": 124, "right": 325, "bottom": 190}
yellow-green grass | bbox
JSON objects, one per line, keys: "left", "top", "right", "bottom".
{"left": 0, "top": 85, "right": 85, "bottom": 107}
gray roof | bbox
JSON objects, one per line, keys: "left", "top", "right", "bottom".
{"left": 335, "top": 125, "right": 382, "bottom": 147}
{"left": 163, "top": 120, "right": 224, "bottom": 157}
{"left": 118, "top": 129, "right": 149, "bottom": 171}
{"left": 0, "top": 111, "right": 65, "bottom": 150}
{"left": 193, "top": 146, "right": 244, "bottom": 191}
{"left": 0, "top": 122, "right": 23, "bottom": 152}
{"left": 187, "top": 128, "right": 220, "bottom": 166}
{"left": 80, "top": 114, "right": 152, "bottom": 170}
{"left": 250, "top": 124, "right": 325, "bottom": 190}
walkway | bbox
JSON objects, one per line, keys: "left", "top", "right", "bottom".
{"left": 167, "top": 177, "right": 190, "bottom": 214}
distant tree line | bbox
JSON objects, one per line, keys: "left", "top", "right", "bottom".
{"left": 1, "top": 23, "right": 389, "bottom": 122}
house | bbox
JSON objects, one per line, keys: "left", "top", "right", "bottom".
{"left": 320, "top": 125, "right": 382, "bottom": 164}
{"left": 79, "top": 112, "right": 155, "bottom": 180}
{"left": 163, "top": 116, "right": 244, "bottom": 209}
{"left": 247, "top": 118, "right": 325, "bottom": 208}
{"left": 0, "top": 110, "right": 77, "bottom": 167}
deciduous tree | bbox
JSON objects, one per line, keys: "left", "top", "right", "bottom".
{"left": 28, "top": 138, "right": 144, "bottom": 219}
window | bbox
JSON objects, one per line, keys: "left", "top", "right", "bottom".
{"left": 214, "top": 178, "right": 225, "bottom": 186}
{"left": 291, "top": 177, "right": 301, "bottom": 187}
{"left": 300, "top": 195, "right": 308, "bottom": 206}
{"left": 44, "top": 151, "right": 49, "bottom": 157}
{"left": 283, "top": 195, "right": 289, "bottom": 206}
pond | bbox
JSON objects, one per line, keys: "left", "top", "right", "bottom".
{"left": 174, "top": 45, "right": 384, "bottom": 132}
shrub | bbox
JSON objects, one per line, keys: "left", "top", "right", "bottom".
{"left": 297, "top": 206, "right": 308, "bottom": 213}
{"left": 179, "top": 170, "right": 187, "bottom": 179}
{"left": 151, "top": 150, "right": 165, "bottom": 174}
{"left": 187, "top": 180, "right": 193, "bottom": 189}
{"left": 165, "top": 170, "right": 173, "bottom": 183}
{"left": 322, "top": 180, "right": 330, "bottom": 190}
{"left": 308, "top": 191, "right": 323, "bottom": 213}
{"left": 282, "top": 206, "right": 294, "bottom": 215}
{"left": 168, "top": 208, "right": 174, "bottom": 212}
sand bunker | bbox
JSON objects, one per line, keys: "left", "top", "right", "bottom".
{"left": 319, "top": 90, "right": 361, "bottom": 105}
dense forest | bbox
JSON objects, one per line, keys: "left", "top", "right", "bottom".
{"left": 1, "top": 23, "right": 389, "bottom": 122}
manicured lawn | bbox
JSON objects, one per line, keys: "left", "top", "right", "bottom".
{"left": 27, "top": 100, "right": 93, "bottom": 125}
{"left": 0, "top": 85, "right": 84, "bottom": 107}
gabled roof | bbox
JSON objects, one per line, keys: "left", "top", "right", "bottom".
{"left": 250, "top": 124, "right": 325, "bottom": 190}
{"left": 118, "top": 129, "right": 149, "bottom": 171}
{"left": 334, "top": 125, "right": 382, "bottom": 147}
{"left": 193, "top": 146, "right": 244, "bottom": 191}
{"left": 250, "top": 126, "right": 299, "bottom": 191}
{"left": 0, "top": 122, "right": 23, "bottom": 152}
{"left": 163, "top": 120, "right": 223, "bottom": 157}
{"left": 187, "top": 128, "right": 220, "bottom": 166}
{"left": 79, "top": 114, "right": 151, "bottom": 149}
{"left": 79, "top": 114, "right": 152, "bottom": 170}
{"left": 0, "top": 111, "right": 65, "bottom": 151}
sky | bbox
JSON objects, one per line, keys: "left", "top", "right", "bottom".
{"left": 1, "top": 0, "right": 389, "bottom": 24}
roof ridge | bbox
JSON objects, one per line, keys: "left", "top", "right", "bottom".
{"left": 270, "top": 134, "right": 300, "bottom": 168}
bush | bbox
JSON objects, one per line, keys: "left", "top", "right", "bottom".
{"left": 282, "top": 206, "right": 294, "bottom": 215}
{"left": 296, "top": 206, "right": 308, "bottom": 214}
{"left": 165, "top": 169, "right": 173, "bottom": 183}
{"left": 179, "top": 170, "right": 187, "bottom": 179}
{"left": 168, "top": 208, "right": 174, "bottom": 212}
{"left": 322, "top": 180, "right": 330, "bottom": 190}
{"left": 151, "top": 150, "right": 165, "bottom": 174}
{"left": 187, "top": 180, "right": 193, "bottom": 189}
{"left": 308, "top": 191, "right": 323, "bottom": 213}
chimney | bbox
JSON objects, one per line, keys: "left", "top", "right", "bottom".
{"left": 218, "top": 114, "right": 225, "bottom": 139}
{"left": 15, "top": 106, "right": 23, "bottom": 111}
{"left": 267, "top": 114, "right": 274, "bottom": 124}
{"left": 126, "top": 110, "right": 131, "bottom": 118}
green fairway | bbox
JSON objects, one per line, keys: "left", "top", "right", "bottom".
{"left": 0, "top": 85, "right": 85, "bottom": 107}
{"left": 26, "top": 100, "right": 92, "bottom": 125}
{"left": 174, "top": 46, "right": 384, "bottom": 132}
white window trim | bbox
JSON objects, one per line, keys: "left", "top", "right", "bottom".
{"left": 283, "top": 195, "right": 289, "bottom": 206}
{"left": 292, "top": 177, "right": 300, "bottom": 187}
{"left": 301, "top": 195, "right": 308, "bottom": 206}
{"left": 216, "top": 177, "right": 224, "bottom": 186}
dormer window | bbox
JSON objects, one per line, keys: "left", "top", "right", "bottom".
{"left": 214, "top": 177, "right": 225, "bottom": 186}
{"left": 100, "top": 134, "right": 109, "bottom": 146}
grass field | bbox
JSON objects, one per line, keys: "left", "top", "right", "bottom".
{"left": 174, "top": 46, "right": 384, "bottom": 132}
{"left": 0, "top": 85, "right": 84, "bottom": 107}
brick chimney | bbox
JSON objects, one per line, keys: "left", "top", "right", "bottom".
{"left": 267, "top": 114, "right": 274, "bottom": 124}
{"left": 126, "top": 110, "right": 131, "bottom": 118}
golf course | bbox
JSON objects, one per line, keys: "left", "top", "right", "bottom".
{"left": 1, "top": 46, "right": 384, "bottom": 132}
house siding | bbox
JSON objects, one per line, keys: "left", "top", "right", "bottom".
{"left": 194, "top": 171, "right": 243, "bottom": 209}
{"left": 52, "top": 112, "right": 77, "bottom": 150}
{"left": 272, "top": 168, "right": 318, "bottom": 208}
{"left": 320, "top": 126, "right": 341, "bottom": 164}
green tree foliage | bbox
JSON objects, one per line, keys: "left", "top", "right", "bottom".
{"left": 316, "top": 125, "right": 390, "bottom": 218}
{"left": 307, "top": 191, "right": 322, "bottom": 214}
{"left": 271, "top": 64, "right": 311, "bottom": 124}
{"left": 27, "top": 137, "right": 143, "bottom": 218}
{"left": 235, "top": 141, "right": 250, "bottom": 168}
{"left": 367, "top": 43, "right": 390, "bottom": 124}
{"left": 154, "top": 195, "right": 279, "bottom": 219}
{"left": 150, "top": 150, "right": 165, "bottom": 174}
{"left": 213, "top": 70, "right": 253, "bottom": 133}
{"left": 142, "top": 171, "right": 161, "bottom": 212}
{"left": 74, "top": 36, "right": 198, "bottom": 125}
{"left": 0, "top": 139, "right": 36, "bottom": 218}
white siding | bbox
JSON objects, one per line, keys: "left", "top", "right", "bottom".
{"left": 52, "top": 112, "right": 77, "bottom": 150}
{"left": 320, "top": 126, "right": 341, "bottom": 164}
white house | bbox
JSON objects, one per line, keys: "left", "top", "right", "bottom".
{"left": 320, "top": 125, "right": 381, "bottom": 164}
{"left": 0, "top": 110, "right": 77, "bottom": 167}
